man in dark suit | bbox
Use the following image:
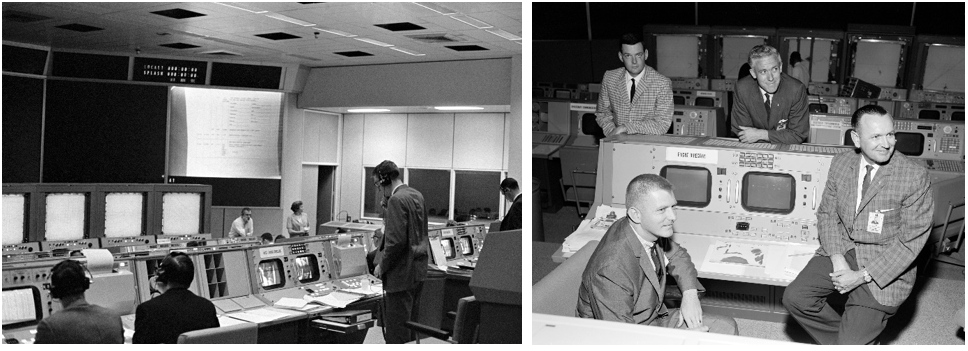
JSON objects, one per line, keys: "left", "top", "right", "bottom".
{"left": 35, "top": 259, "right": 124, "bottom": 344}
{"left": 372, "top": 160, "right": 429, "bottom": 343}
{"left": 133, "top": 251, "right": 219, "bottom": 344}
{"left": 595, "top": 33, "right": 674, "bottom": 136}
{"left": 783, "top": 105, "right": 934, "bottom": 344}
{"left": 576, "top": 174, "right": 737, "bottom": 335}
{"left": 499, "top": 177, "right": 522, "bottom": 231}
{"left": 730, "top": 44, "right": 809, "bottom": 144}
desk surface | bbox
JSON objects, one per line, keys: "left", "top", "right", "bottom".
{"left": 533, "top": 313, "right": 793, "bottom": 345}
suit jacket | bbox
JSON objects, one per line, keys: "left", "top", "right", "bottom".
{"left": 379, "top": 185, "right": 430, "bottom": 293}
{"left": 730, "top": 73, "right": 809, "bottom": 144}
{"left": 595, "top": 66, "right": 674, "bottom": 136}
{"left": 576, "top": 217, "right": 703, "bottom": 324}
{"left": 133, "top": 288, "right": 219, "bottom": 344}
{"left": 816, "top": 150, "right": 934, "bottom": 307}
{"left": 500, "top": 194, "right": 522, "bottom": 231}
{"left": 35, "top": 302, "right": 124, "bottom": 344}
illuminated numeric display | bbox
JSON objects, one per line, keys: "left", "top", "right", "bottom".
{"left": 133, "top": 57, "right": 207, "bottom": 84}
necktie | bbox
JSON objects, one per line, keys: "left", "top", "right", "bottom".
{"left": 764, "top": 92, "right": 772, "bottom": 116}
{"left": 630, "top": 78, "right": 636, "bottom": 103}
{"left": 650, "top": 243, "right": 664, "bottom": 281}
{"left": 861, "top": 165, "right": 873, "bottom": 198}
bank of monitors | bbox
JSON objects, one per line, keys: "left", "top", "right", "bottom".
{"left": 672, "top": 89, "right": 727, "bottom": 109}
{"left": 599, "top": 135, "right": 852, "bottom": 243}
{"left": 807, "top": 95, "right": 857, "bottom": 115}
{"left": 249, "top": 240, "right": 330, "bottom": 294}
{"left": 809, "top": 114, "right": 965, "bottom": 162}
{"left": 428, "top": 224, "right": 487, "bottom": 267}
{"left": 670, "top": 106, "right": 727, "bottom": 137}
{"left": 895, "top": 101, "right": 965, "bottom": 121}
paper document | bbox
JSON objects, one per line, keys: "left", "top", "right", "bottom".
{"left": 783, "top": 246, "right": 819, "bottom": 278}
{"left": 304, "top": 291, "right": 363, "bottom": 308}
{"left": 701, "top": 240, "right": 772, "bottom": 276}
{"left": 227, "top": 308, "right": 293, "bottom": 323}
{"left": 217, "top": 315, "right": 250, "bottom": 327}
{"left": 341, "top": 285, "right": 383, "bottom": 297}
{"left": 274, "top": 297, "right": 309, "bottom": 310}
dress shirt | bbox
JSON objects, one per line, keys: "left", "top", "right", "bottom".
{"left": 628, "top": 222, "right": 666, "bottom": 271}
{"left": 625, "top": 69, "right": 647, "bottom": 101}
{"left": 856, "top": 157, "right": 880, "bottom": 212}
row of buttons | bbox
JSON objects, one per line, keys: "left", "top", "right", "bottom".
{"left": 738, "top": 152, "right": 775, "bottom": 169}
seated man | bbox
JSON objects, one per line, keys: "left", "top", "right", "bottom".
{"left": 35, "top": 260, "right": 124, "bottom": 344}
{"left": 134, "top": 252, "right": 219, "bottom": 344}
{"left": 260, "top": 232, "right": 274, "bottom": 245}
{"left": 730, "top": 44, "right": 809, "bottom": 144}
{"left": 577, "top": 174, "right": 737, "bottom": 335}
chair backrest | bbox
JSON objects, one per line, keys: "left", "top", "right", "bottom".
{"left": 177, "top": 322, "right": 258, "bottom": 344}
{"left": 452, "top": 296, "right": 482, "bottom": 344}
{"left": 531, "top": 240, "right": 600, "bottom": 316}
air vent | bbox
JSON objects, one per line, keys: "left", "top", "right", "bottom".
{"left": 406, "top": 33, "right": 467, "bottom": 43}
{"left": 55, "top": 23, "right": 104, "bottom": 32}
{"left": 160, "top": 42, "right": 200, "bottom": 49}
{"left": 151, "top": 8, "right": 207, "bottom": 19}
{"left": 375, "top": 22, "right": 426, "bottom": 32}
{"left": 255, "top": 32, "right": 301, "bottom": 40}
{"left": 3, "top": 10, "right": 51, "bottom": 23}
{"left": 202, "top": 50, "right": 242, "bottom": 56}
{"left": 335, "top": 51, "right": 373, "bottom": 57}
{"left": 446, "top": 45, "right": 488, "bottom": 52}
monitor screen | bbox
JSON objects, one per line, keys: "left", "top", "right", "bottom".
{"left": 257, "top": 260, "right": 285, "bottom": 289}
{"left": 2, "top": 194, "right": 27, "bottom": 246}
{"left": 917, "top": 109, "right": 941, "bottom": 120}
{"left": 951, "top": 112, "right": 964, "bottom": 122}
{"left": 673, "top": 95, "right": 686, "bottom": 105}
{"left": 2, "top": 287, "right": 42, "bottom": 328}
{"left": 808, "top": 103, "right": 828, "bottom": 114}
{"left": 441, "top": 238, "right": 456, "bottom": 259}
{"left": 742, "top": 172, "right": 796, "bottom": 214}
{"left": 293, "top": 255, "right": 319, "bottom": 283}
{"left": 104, "top": 192, "right": 144, "bottom": 238}
{"left": 894, "top": 132, "right": 925, "bottom": 156}
{"left": 44, "top": 193, "right": 87, "bottom": 241}
{"left": 660, "top": 166, "right": 712, "bottom": 208}
{"left": 161, "top": 192, "right": 201, "bottom": 235}
{"left": 843, "top": 129, "right": 854, "bottom": 146}
{"left": 694, "top": 97, "right": 715, "bottom": 107}
{"left": 459, "top": 236, "right": 474, "bottom": 255}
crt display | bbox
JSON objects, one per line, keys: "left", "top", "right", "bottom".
{"left": 808, "top": 104, "right": 828, "bottom": 114}
{"left": 660, "top": 166, "right": 711, "bottom": 207}
{"left": 742, "top": 172, "right": 796, "bottom": 214}
{"left": 894, "top": 132, "right": 925, "bottom": 156}
{"left": 918, "top": 110, "right": 941, "bottom": 120}
{"left": 293, "top": 255, "right": 319, "bottom": 283}
{"left": 459, "top": 236, "right": 474, "bottom": 255}
{"left": 257, "top": 260, "right": 285, "bottom": 289}
{"left": 694, "top": 97, "right": 715, "bottom": 107}
{"left": 673, "top": 95, "right": 686, "bottom": 105}
{"left": 441, "top": 238, "right": 456, "bottom": 259}
{"left": 2, "top": 287, "right": 41, "bottom": 327}
{"left": 952, "top": 112, "right": 964, "bottom": 121}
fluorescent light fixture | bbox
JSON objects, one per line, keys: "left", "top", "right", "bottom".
{"left": 354, "top": 38, "right": 394, "bottom": 47}
{"left": 434, "top": 106, "right": 484, "bottom": 111}
{"left": 347, "top": 108, "right": 391, "bottom": 113}
{"left": 215, "top": 2, "right": 268, "bottom": 14}
{"left": 312, "top": 27, "right": 357, "bottom": 38}
{"left": 412, "top": 2, "right": 457, "bottom": 15}
{"left": 390, "top": 47, "right": 425, "bottom": 56}
{"left": 485, "top": 28, "right": 521, "bottom": 41}
{"left": 449, "top": 15, "right": 492, "bottom": 29}
{"left": 265, "top": 13, "right": 316, "bottom": 27}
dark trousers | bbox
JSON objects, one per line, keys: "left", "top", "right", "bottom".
{"left": 383, "top": 282, "right": 423, "bottom": 344}
{"left": 782, "top": 250, "right": 899, "bottom": 345}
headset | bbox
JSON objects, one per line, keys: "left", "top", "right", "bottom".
{"left": 47, "top": 259, "right": 93, "bottom": 299}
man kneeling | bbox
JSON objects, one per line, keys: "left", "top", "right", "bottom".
{"left": 576, "top": 174, "right": 737, "bottom": 335}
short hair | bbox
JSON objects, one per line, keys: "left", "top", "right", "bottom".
{"left": 261, "top": 233, "right": 274, "bottom": 242}
{"left": 619, "top": 32, "right": 643, "bottom": 50}
{"left": 49, "top": 260, "right": 89, "bottom": 299}
{"left": 291, "top": 200, "right": 303, "bottom": 212}
{"left": 738, "top": 62, "right": 752, "bottom": 81}
{"left": 241, "top": 207, "right": 252, "bottom": 215}
{"left": 156, "top": 252, "right": 194, "bottom": 287}
{"left": 748, "top": 45, "right": 782, "bottom": 68}
{"left": 275, "top": 235, "right": 285, "bottom": 241}
{"left": 625, "top": 174, "right": 674, "bottom": 208}
{"left": 500, "top": 178, "right": 519, "bottom": 191}
{"left": 851, "top": 104, "right": 891, "bottom": 131}
{"left": 373, "top": 160, "right": 401, "bottom": 183}
{"left": 789, "top": 51, "right": 802, "bottom": 65}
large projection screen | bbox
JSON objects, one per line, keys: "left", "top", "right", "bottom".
{"left": 168, "top": 87, "right": 284, "bottom": 179}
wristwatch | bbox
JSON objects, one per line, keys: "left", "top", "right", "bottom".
{"left": 862, "top": 269, "right": 872, "bottom": 283}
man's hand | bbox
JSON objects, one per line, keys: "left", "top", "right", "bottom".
{"left": 609, "top": 125, "right": 628, "bottom": 136}
{"left": 373, "top": 264, "right": 382, "bottom": 277}
{"left": 830, "top": 269, "right": 866, "bottom": 294}
{"left": 737, "top": 126, "right": 769, "bottom": 143}
{"left": 677, "top": 289, "right": 704, "bottom": 330}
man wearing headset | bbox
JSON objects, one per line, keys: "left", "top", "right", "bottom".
{"left": 371, "top": 160, "right": 429, "bottom": 343}
{"left": 499, "top": 177, "right": 522, "bottom": 231}
{"left": 133, "top": 251, "right": 219, "bottom": 344}
{"left": 36, "top": 260, "right": 124, "bottom": 343}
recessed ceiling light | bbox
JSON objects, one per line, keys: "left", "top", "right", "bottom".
{"left": 411, "top": 2, "right": 457, "bottom": 15}
{"left": 434, "top": 106, "right": 484, "bottom": 111}
{"left": 390, "top": 47, "right": 425, "bottom": 56}
{"left": 313, "top": 27, "right": 357, "bottom": 38}
{"left": 348, "top": 108, "right": 391, "bottom": 113}
{"left": 449, "top": 15, "right": 492, "bottom": 29}
{"left": 265, "top": 13, "right": 316, "bottom": 26}
{"left": 215, "top": 2, "right": 268, "bottom": 14}
{"left": 485, "top": 29, "right": 521, "bottom": 41}
{"left": 354, "top": 38, "right": 394, "bottom": 47}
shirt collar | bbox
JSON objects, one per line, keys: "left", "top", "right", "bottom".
{"left": 860, "top": 155, "right": 881, "bottom": 173}
{"left": 627, "top": 220, "right": 655, "bottom": 249}
{"left": 758, "top": 85, "right": 775, "bottom": 97}
{"left": 624, "top": 67, "right": 646, "bottom": 83}
{"left": 391, "top": 183, "right": 406, "bottom": 196}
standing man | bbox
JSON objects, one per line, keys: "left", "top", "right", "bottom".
{"left": 595, "top": 33, "right": 674, "bottom": 136}
{"left": 731, "top": 45, "right": 809, "bottom": 144}
{"left": 371, "top": 160, "right": 429, "bottom": 343}
{"left": 228, "top": 207, "right": 253, "bottom": 237}
{"left": 783, "top": 105, "right": 933, "bottom": 344}
{"left": 577, "top": 174, "right": 737, "bottom": 335}
{"left": 134, "top": 252, "right": 219, "bottom": 343}
{"left": 35, "top": 260, "right": 124, "bottom": 343}
{"left": 499, "top": 177, "right": 522, "bottom": 231}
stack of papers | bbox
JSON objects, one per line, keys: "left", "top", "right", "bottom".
{"left": 562, "top": 205, "right": 626, "bottom": 253}
{"left": 303, "top": 291, "right": 363, "bottom": 308}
